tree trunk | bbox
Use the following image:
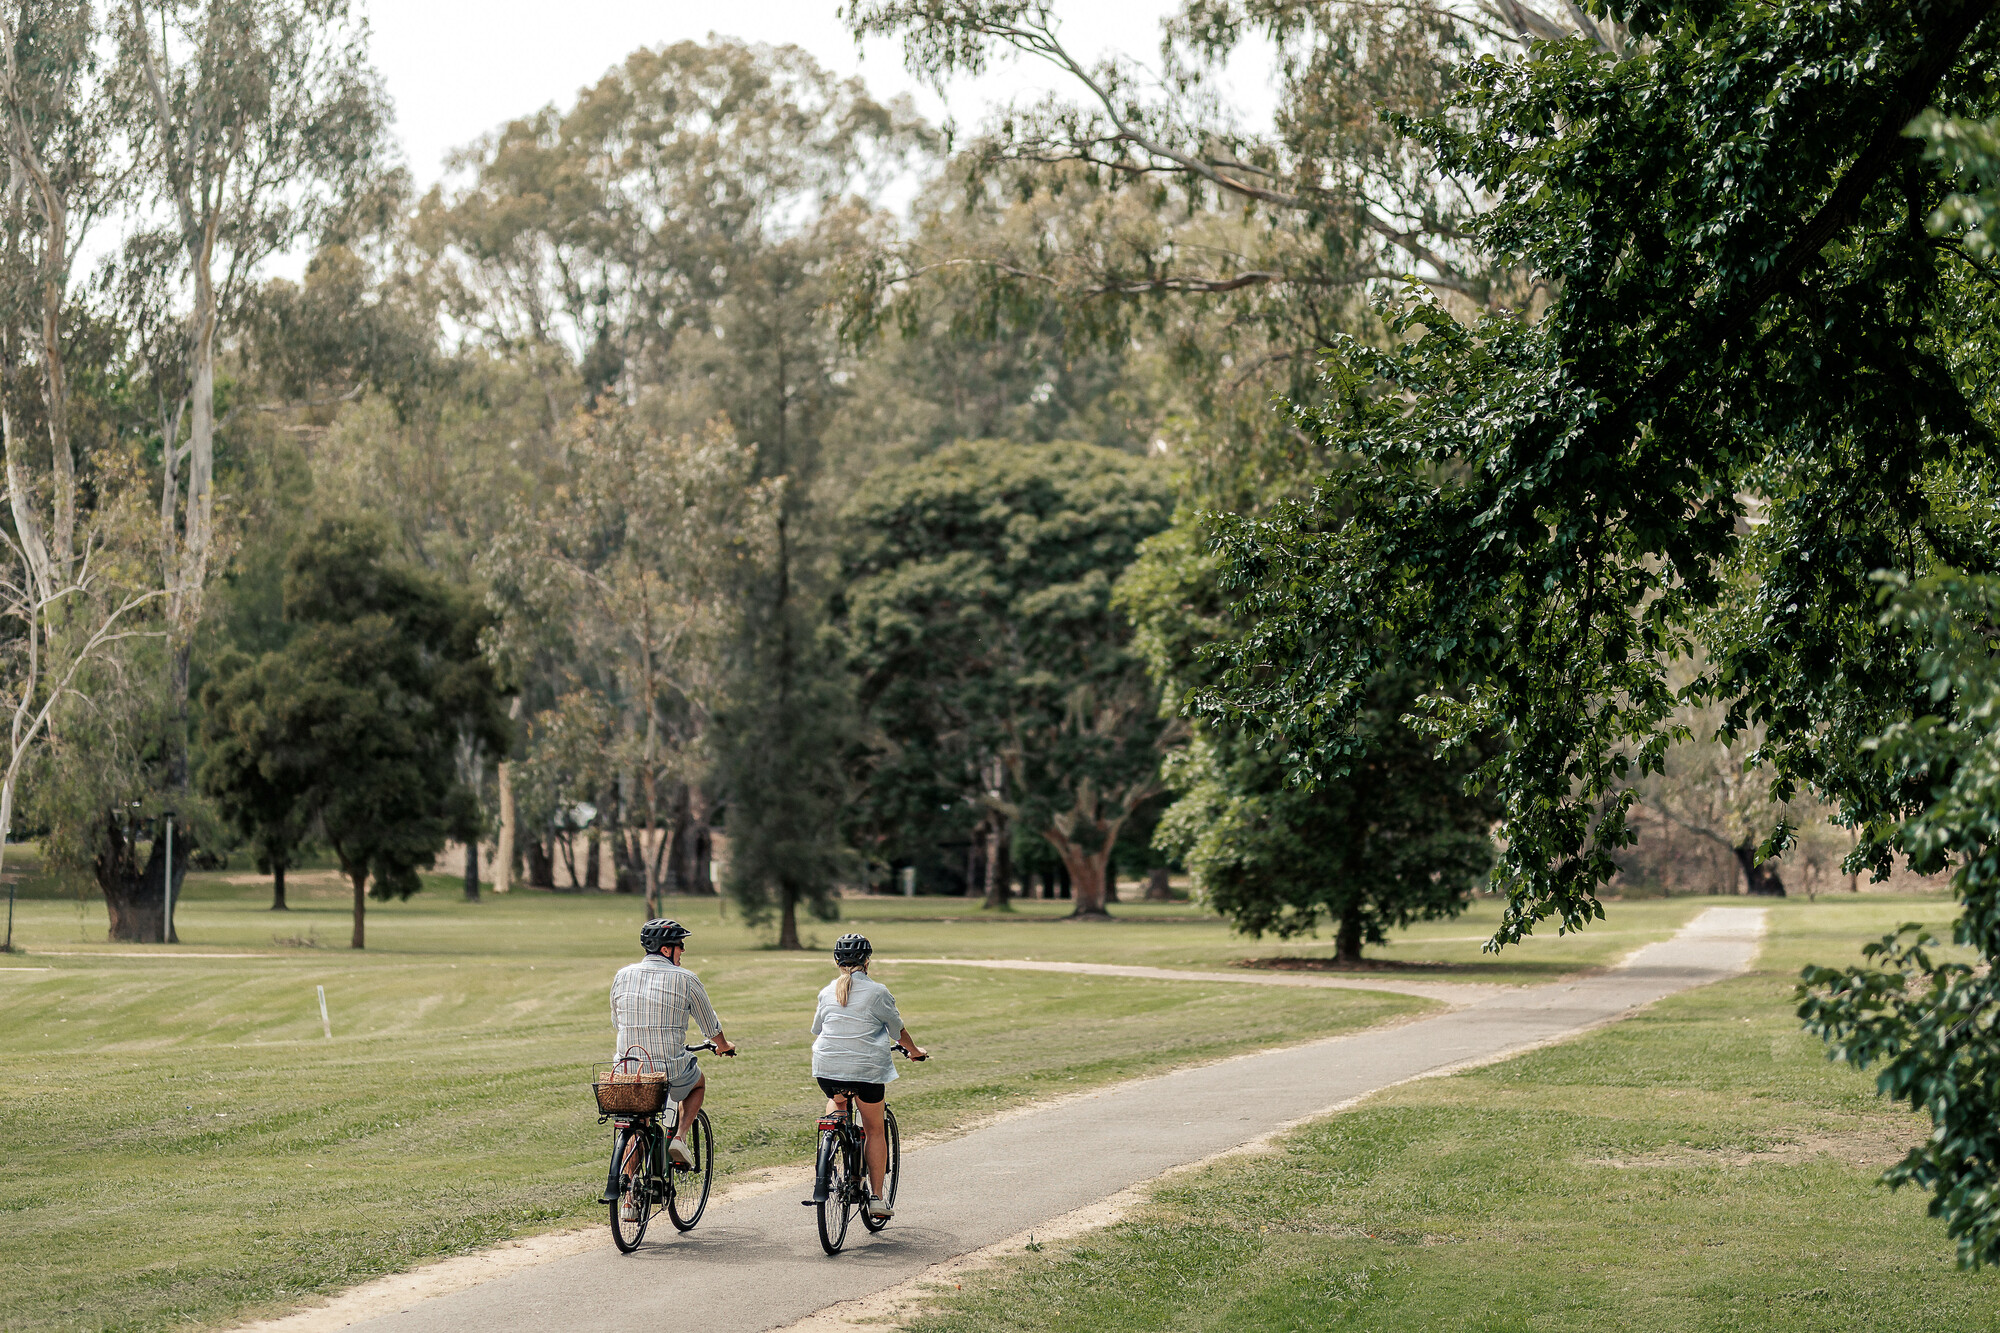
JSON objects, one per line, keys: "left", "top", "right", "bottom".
{"left": 1336, "top": 903, "right": 1364, "bottom": 965}
{"left": 648, "top": 823, "right": 675, "bottom": 912}
{"left": 349, "top": 866, "right": 367, "bottom": 949}
{"left": 1145, "top": 866, "right": 1171, "bottom": 901}
{"left": 779, "top": 891, "right": 801, "bottom": 949}
{"left": 584, "top": 814, "right": 601, "bottom": 890}
{"left": 613, "top": 828, "right": 644, "bottom": 894}
{"left": 1055, "top": 862, "right": 1071, "bottom": 899}
{"left": 1105, "top": 863, "right": 1118, "bottom": 904}
{"left": 98, "top": 813, "right": 181, "bottom": 943}
{"left": 272, "top": 862, "right": 288, "bottom": 911}
{"left": 524, "top": 836, "right": 555, "bottom": 889}
{"left": 494, "top": 757, "right": 516, "bottom": 894}
{"left": 982, "top": 814, "right": 1012, "bottom": 911}
{"left": 557, "top": 830, "right": 580, "bottom": 888}
{"left": 1733, "top": 843, "right": 1787, "bottom": 897}
{"left": 690, "top": 788, "right": 713, "bottom": 894}
{"left": 1057, "top": 840, "right": 1112, "bottom": 918}
{"left": 463, "top": 840, "right": 479, "bottom": 902}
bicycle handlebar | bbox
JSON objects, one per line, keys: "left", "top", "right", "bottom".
{"left": 896, "top": 1044, "right": 928, "bottom": 1061}
{"left": 687, "top": 1041, "right": 735, "bottom": 1057}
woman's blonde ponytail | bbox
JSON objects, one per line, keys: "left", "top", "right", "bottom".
{"left": 834, "top": 962, "right": 865, "bottom": 1006}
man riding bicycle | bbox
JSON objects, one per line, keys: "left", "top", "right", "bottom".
{"left": 610, "top": 918, "right": 735, "bottom": 1217}
{"left": 812, "top": 933, "right": 924, "bottom": 1220}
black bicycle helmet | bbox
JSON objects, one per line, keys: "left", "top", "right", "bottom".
{"left": 832, "top": 933, "right": 872, "bottom": 966}
{"left": 641, "top": 918, "right": 692, "bottom": 954}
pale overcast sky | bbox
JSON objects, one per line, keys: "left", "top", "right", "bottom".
{"left": 361, "top": 0, "right": 1278, "bottom": 191}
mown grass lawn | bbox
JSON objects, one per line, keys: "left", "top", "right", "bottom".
{"left": 902, "top": 896, "right": 2000, "bottom": 1333}
{"left": 0, "top": 871, "right": 1490, "bottom": 1333}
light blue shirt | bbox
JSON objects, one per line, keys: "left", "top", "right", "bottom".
{"left": 810, "top": 971, "right": 903, "bottom": 1085}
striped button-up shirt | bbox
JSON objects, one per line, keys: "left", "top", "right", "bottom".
{"left": 610, "top": 955, "right": 722, "bottom": 1085}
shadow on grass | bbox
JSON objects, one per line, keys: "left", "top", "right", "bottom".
{"left": 1236, "top": 955, "right": 1599, "bottom": 979}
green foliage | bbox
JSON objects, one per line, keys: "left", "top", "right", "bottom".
{"left": 1157, "top": 671, "right": 1494, "bottom": 954}
{"left": 838, "top": 440, "right": 1174, "bottom": 910}
{"left": 1799, "top": 574, "right": 2000, "bottom": 1266}
{"left": 198, "top": 520, "right": 508, "bottom": 935}
{"left": 1121, "top": 506, "right": 1495, "bottom": 954}
{"left": 1203, "top": 1, "right": 2000, "bottom": 937}
{"left": 1187, "top": 0, "right": 2000, "bottom": 1259}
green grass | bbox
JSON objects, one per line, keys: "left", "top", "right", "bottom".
{"left": 901, "top": 896, "right": 2000, "bottom": 1333}
{"left": 0, "top": 873, "right": 1469, "bottom": 1332}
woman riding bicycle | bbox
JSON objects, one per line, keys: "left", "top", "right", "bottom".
{"left": 811, "top": 933, "right": 924, "bottom": 1220}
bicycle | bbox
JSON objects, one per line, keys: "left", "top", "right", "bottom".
{"left": 596, "top": 1041, "right": 721, "bottom": 1253}
{"left": 809, "top": 1045, "right": 926, "bottom": 1255}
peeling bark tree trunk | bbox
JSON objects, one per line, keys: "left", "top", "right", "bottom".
{"left": 494, "top": 757, "right": 516, "bottom": 894}
{"left": 271, "top": 862, "right": 288, "bottom": 911}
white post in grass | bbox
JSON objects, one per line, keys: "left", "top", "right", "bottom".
{"left": 317, "top": 985, "right": 331, "bottom": 1039}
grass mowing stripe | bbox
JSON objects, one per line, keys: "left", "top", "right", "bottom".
{"left": 0, "top": 883, "right": 1469, "bottom": 1332}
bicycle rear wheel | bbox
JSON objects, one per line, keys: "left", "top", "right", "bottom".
{"left": 667, "top": 1108, "right": 714, "bottom": 1231}
{"left": 861, "top": 1106, "right": 900, "bottom": 1233}
{"left": 816, "top": 1128, "right": 852, "bottom": 1254}
{"left": 609, "top": 1123, "right": 657, "bottom": 1253}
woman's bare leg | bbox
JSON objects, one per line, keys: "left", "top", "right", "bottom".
{"left": 858, "top": 1097, "right": 888, "bottom": 1196}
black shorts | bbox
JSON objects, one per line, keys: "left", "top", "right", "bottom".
{"left": 817, "top": 1077, "right": 885, "bottom": 1104}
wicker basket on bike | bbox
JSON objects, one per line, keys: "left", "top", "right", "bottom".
{"left": 593, "top": 1045, "right": 670, "bottom": 1116}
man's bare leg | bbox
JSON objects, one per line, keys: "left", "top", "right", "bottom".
{"left": 678, "top": 1075, "right": 706, "bottom": 1131}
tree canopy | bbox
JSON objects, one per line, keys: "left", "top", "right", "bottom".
{"left": 839, "top": 439, "right": 1174, "bottom": 915}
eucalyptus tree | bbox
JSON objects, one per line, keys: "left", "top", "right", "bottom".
{"left": 115, "top": 0, "right": 391, "bottom": 791}
{"left": 482, "top": 407, "right": 777, "bottom": 917}
{"left": 1181, "top": 0, "right": 2000, "bottom": 1259}
{"left": 433, "top": 40, "right": 925, "bottom": 938}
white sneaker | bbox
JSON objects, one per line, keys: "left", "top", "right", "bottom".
{"left": 668, "top": 1138, "right": 692, "bottom": 1168}
{"left": 867, "top": 1193, "right": 893, "bottom": 1220}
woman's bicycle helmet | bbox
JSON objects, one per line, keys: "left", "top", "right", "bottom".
{"left": 641, "top": 918, "right": 692, "bottom": 954}
{"left": 832, "top": 933, "right": 872, "bottom": 966}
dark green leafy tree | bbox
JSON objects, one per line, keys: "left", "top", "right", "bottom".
{"left": 1120, "top": 523, "right": 1495, "bottom": 958}
{"left": 1800, "top": 574, "right": 2000, "bottom": 1266}
{"left": 839, "top": 439, "right": 1173, "bottom": 916}
{"left": 198, "top": 647, "right": 311, "bottom": 910}
{"left": 200, "top": 519, "right": 508, "bottom": 948}
{"left": 1185, "top": 0, "right": 2000, "bottom": 1259}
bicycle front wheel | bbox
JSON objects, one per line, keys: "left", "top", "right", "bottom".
{"left": 667, "top": 1108, "right": 714, "bottom": 1231}
{"left": 816, "top": 1128, "right": 852, "bottom": 1255}
{"left": 861, "top": 1106, "right": 900, "bottom": 1233}
{"left": 609, "top": 1123, "right": 657, "bottom": 1253}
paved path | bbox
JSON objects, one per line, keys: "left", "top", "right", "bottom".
{"left": 342, "top": 908, "right": 1765, "bottom": 1333}
{"left": 884, "top": 956, "right": 1512, "bottom": 1004}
